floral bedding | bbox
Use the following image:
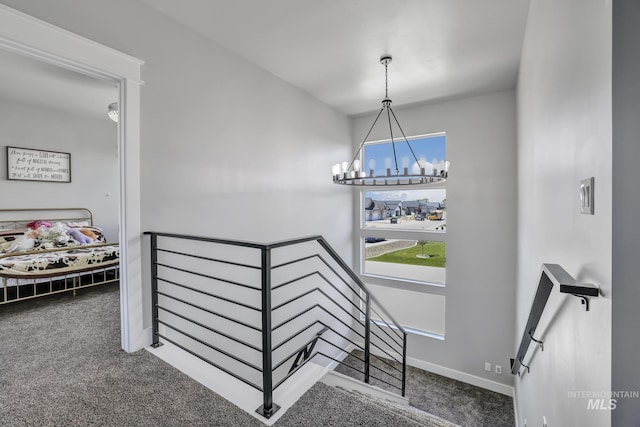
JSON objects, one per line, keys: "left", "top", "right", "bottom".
{"left": 0, "top": 221, "right": 119, "bottom": 278}
{"left": 0, "top": 244, "right": 119, "bottom": 277}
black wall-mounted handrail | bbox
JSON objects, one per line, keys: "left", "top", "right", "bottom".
{"left": 511, "top": 263, "right": 599, "bottom": 376}
{"left": 144, "top": 231, "right": 408, "bottom": 419}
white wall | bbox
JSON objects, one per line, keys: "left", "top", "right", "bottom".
{"left": 612, "top": 1, "right": 640, "bottom": 425}
{"left": 0, "top": 98, "right": 119, "bottom": 241}
{"left": 0, "top": 0, "right": 354, "bottom": 351}
{"left": 352, "top": 90, "right": 518, "bottom": 389}
{"left": 516, "top": 1, "right": 612, "bottom": 426}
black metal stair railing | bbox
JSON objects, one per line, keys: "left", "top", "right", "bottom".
{"left": 144, "top": 232, "right": 407, "bottom": 419}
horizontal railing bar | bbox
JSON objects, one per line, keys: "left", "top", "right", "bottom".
{"left": 272, "top": 253, "right": 366, "bottom": 306}
{"left": 158, "top": 320, "right": 262, "bottom": 372}
{"left": 272, "top": 321, "right": 323, "bottom": 352}
{"left": 317, "top": 337, "right": 403, "bottom": 379}
{"left": 271, "top": 254, "right": 317, "bottom": 270}
{"left": 273, "top": 270, "right": 365, "bottom": 316}
{"left": 271, "top": 271, "right": 317, "bottom": 290}
{"left": 157, "top": 248, "right": 261, "bottom": 270}
{"left": 313, "top": 324, "right": 365, "bottom": 354}
{"left": 157, "top": 277, "right": 260, "bottom": 312}
{"left": 369, "top": 335, "right": 403, "bottom": 366}
{"left": 370, "top": 306, "right": 405, "bottom": 343}
{"left": 144, "top": 231, "right": 266, "bottom": 249}
{"left": 315, "top": 352, "right": 402, "bottom": 391}
{"left": 158, "top": 305, "right": 261, "bottom": 352}
{"left": 156, "top": 262, "right": 259, "bottom": 291}
{"left": 156, "top": 290, "right": 261, "bottom": 332}
{"left": 316, "top": 254, "right": 366, "bottom": 303}
{"left": 369, "top": 312, "right": 404, "bottom": 349}
{"left": 272, "top": 287, "right": 362, "bottom": 327}
{"left": 272, "top": 304, "right": 365, "bottom": 341}
{"left": 158, "top": 334, "right": 262, "bottom": 391}
{"left": 315, "top": 238, "right": 406, "bottom": 335}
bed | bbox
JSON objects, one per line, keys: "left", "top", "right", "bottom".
{"left": 0, "top": 208, "right": 119, "bottom": 305}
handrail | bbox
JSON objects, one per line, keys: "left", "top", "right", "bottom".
{"left": 144, "top": 231, "right": 408, "bottom": 419}
{"left": 511, "top": 263, "right": 599, "bottom": 376}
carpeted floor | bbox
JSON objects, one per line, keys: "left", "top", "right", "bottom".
{"left": 1, "top": 285, "right": 514, "bottom": 426}
{"left": 0, "top": 285, "right": 263, "bottom": 427}
{"left": 335, "top": 350, "right": 515, "bottom": 427}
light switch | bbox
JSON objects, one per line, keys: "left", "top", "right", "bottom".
{"left": 580, "top": 177, "right": 594, "bottom": 215}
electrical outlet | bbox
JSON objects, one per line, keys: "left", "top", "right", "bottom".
{"left": 495, "top": 365, "right": 502, "bottom": 374}
{"left": 484, "top": 362, "right": 491, "bottom": 372}
{"left": 543, "top": 415, "right": 548, "bottom": 427}
{"left": 523, "top": 418, "right": 527, "bottom": 427}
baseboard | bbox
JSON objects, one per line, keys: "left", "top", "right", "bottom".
{"left": 406, "top": 356, "right": 514, "bottom": 397}
{"left": 352, "top": 341, "right": 514, "bottom": 397}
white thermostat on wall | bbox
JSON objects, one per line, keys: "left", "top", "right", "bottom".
{"left": 580, "top": 177, "right": 594, "bottom": 215}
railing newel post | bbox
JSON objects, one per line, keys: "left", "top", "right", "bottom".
{"left": 257, "top": 246, "right": 280, "bottom": 418}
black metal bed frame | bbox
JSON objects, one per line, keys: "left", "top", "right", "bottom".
{"left": 145, "top": 232, "right": 407, "bottom": 419}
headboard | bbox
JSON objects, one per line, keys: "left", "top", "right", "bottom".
{"left": 0, "top": 208, "right": 94, "bottom": 231}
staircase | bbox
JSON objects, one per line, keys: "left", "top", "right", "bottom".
{"left": 142, "top": 232, "right": 453, "bottom": 424}
{"left": 276, "top": 381, "right": 460, "bottom": 427}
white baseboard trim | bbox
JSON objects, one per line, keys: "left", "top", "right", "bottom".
{"left": 353, "top": 340, "right": 514, "bottom": 397}
{"left": 406, "top": 356, "right": 514, "bottom": 397}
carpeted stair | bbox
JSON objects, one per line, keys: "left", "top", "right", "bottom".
{"left": 274, "top": 381, "right": 459, "bottom": 427}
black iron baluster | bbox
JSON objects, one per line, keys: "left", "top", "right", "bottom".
{"left": 402, "top": 331, "right": 407, "bottom": 396}
{"left": 150, "top": 234, "right": 162, "bottom": 348}
{"left": 364, "top": 292, "right": 371, "bottom": 384}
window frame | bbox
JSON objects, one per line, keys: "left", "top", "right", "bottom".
{"left": 355, "top": 132, "right": 447, "bottom": 296}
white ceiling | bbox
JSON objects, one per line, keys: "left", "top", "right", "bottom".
{"left": 0, "top": 1, "right": 530, "bottom": 120}
{"left": 0, "top": 48, "right": 117, "bottom": 120}
{"left": 141, "top": 0, "right": 531, "bottom": 116}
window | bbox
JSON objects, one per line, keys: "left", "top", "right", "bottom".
{"left": 358, "top": 133, "right": 446, "bottom": 288}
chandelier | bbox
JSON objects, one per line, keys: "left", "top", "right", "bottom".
{"left": 332, "top": 55, "right": 448, "bottom": 187}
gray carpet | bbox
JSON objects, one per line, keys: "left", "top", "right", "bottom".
{"left": 0, "top": 285, "right": 263, "bottom": 427}
{"left": 276, "top": 382, "right": 458, "bottom": 427}
{"left": 1, "top": 285, "right": 514, "bottom": 426}
{"left": 335, "top": 350, "right": 515, "bottom": 427}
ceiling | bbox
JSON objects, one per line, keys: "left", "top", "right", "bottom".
{"left": 0, "top": 48, "right": 117, "bottom": 121}
{"left": 140, "top": 0, "right": 531, "bottom": 116}
{"left": 0, "top": 1, "right": 530, "bottom": 120}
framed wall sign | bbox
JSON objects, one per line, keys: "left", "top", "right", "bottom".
{"left": 6, "top": 146, "right": 71, "bottom": 183}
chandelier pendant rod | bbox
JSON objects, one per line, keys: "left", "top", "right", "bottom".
{"left": 385, "top": 102, "right": 400, "bottom": 174}
{"left": 346, "top": 106, "right": 385, "bottom": 171}
{"left": 389, "top": 106, "right": 421, "bottom": 166}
